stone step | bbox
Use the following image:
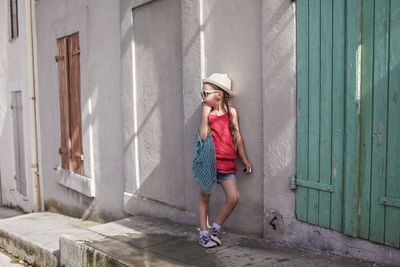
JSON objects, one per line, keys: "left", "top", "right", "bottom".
{"left": 0, "top": 212, "right": 99, "bottom": 267}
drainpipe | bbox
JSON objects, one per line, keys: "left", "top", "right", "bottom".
{"left": 27, "top": 0, "right": 42, "bottom": 212}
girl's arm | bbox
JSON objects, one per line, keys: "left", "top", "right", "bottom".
{"left": 231, "top": 108, "right": 252, "bottom": 173}
{"left": 199, "top": 103, "right": 212, "bottom": 142}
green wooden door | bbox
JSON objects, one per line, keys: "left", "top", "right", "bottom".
{"left": 294, "top": 0, "right": 400, "bottom": 248}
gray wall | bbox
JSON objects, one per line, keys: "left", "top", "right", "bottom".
{"left": 204, "top": 0, "right": 264, "bottom": 235}
{"left": 124, "top": 0, "right": 185, "bottom": 206}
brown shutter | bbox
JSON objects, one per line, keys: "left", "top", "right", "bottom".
{"left": 67, "top": 33, "right": 84, "bottom": 175}
{"left": 56, "top": 38, "right": 71, "bottom": 170}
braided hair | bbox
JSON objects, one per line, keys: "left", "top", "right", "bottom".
{"left": 207, "top": 84, "right": 239, "bottom": 151}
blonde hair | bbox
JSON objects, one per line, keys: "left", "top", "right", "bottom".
{"left": 206, "top": 83, "right": 239, "bottom": 151}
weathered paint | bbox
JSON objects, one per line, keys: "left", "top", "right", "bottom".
{"left": 295, "top": 0, "right": 400, "bottom": 248}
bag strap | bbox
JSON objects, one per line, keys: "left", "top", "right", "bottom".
{"left": 196, "top": 130, "right": 203, "bottom": 144}
{"left": 196, "top": 130, "right": 211, "bottom": 145}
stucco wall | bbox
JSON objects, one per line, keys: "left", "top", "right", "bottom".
{"left": 124, "top": 0, "right": 185, "bottom": 206}
{"left": 0, "top": 0, "right": 37, "bottom": 212}
{"left": 203, "top": 0, "right": 264, "bottom": 235}
{"left": 262, "top": 0, "right": 297, "bottom": 233}
{"left": 35, "top": 0, "right": 127, "bottom": 222}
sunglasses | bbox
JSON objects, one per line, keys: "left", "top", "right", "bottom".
{"left": 200, "top": 90, "right": 220, "bottom": 98}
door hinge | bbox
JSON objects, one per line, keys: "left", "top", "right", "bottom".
{"left": 72, "top": 49, "right": 80, "bottom": 56}
{"left": 73, "top": 153, "right": 84, "bottom": 161}
{"left": 55, "top": 55, "right": 64, "bottom": 62}
{"left": 379, "top": 196, "right": 400, "bottom": 209}
{"left": 290, "top": 176, "right": 333, "bottom": 192}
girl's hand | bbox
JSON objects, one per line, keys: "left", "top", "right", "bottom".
{"left": 243, "top": 159, "right": 252, "bottom": 173}
{"left": 202, "top": 101, "right": 212, "bottom": 113}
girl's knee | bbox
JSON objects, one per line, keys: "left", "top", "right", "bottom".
{"left": 199, "top": 191, "right": 211, "bottom": 202}
{"left": 227, "top": 192, "right": 239, "bottom": 205}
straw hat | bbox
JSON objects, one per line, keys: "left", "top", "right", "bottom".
{"left": 202, "top": 73, "right": 233, "bottom": 96}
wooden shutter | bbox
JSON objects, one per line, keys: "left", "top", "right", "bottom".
{"left": 365, "top": 0, "right": 400, "bottom": 247}
{"left": 67, "top": 33, "right": 83, "bottom": 175}
{"left": 294, "top": 0, "right": 400, "bottom": 248}
{"left": 56, "top": 32, "right": 83, "bottom": 175}
{"left": 294, "top": 0, "right": 347, "bottom": 232}
{"left": 56, "top": 38, "right": 71, "bottom": 170}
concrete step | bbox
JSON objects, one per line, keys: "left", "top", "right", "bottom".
{"left": 0, "top": 212, "right": 99, "bottom": 267}
{"left": 0, "top": 206, "right": 27, "bottom": 219}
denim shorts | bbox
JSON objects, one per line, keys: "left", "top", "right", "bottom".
{"left": 217, "top": 172, "right": 237, "bottom": 183}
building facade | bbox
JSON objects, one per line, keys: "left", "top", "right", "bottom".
{"left": 0, "top": 0, "right": 399, "bottom": 265}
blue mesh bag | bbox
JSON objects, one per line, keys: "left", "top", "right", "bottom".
{"left": 192, "top": 130, "right": 217, "bottom": 195}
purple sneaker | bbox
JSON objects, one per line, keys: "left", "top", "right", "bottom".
{"left": 198, "top": 233, "right": 217, "bottom": 248}
{"left": 209, "top": 227, "right": 222, "bottom": 245}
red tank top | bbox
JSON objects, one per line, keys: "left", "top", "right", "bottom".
{"left": 208, "top": 107, "right": 237, "bottom": 174}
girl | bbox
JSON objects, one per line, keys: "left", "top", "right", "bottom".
{"left": 197, "top": 73, "right": 252, "bottom": 248}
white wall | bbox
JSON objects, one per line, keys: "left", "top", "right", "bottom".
{"left": 0, "top": 0, "right": 37, "bottom": 212}
{"left": 35, "top": 0, "right": 127, "bottom": 221}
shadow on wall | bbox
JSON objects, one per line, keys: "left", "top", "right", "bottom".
{"left": 262, "top": 0, "right": 296, "bottom": 183}
{"left": 119, "top": 0, "right": 221, "bottom": 212}
{"left": 121, "top": 0, "right": 186, "bottom": 208}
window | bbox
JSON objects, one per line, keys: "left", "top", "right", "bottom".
{"left": 8, "top": 0, "right": 19, "bottom": 40}
{"left": 56, "top": 32, "right": 84, "bottom": 175}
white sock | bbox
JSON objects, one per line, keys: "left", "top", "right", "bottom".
{"left": 212, "top": 222, "right": 221, "bottom": 230}
{"left": 200, "top": 230, "right": 210, "bottom": 237}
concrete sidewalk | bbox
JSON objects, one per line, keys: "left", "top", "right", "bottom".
{"left": 0, "top": 209, "right": 396, "bottom": 267}
{"left": 60, "top": 215, "right": 396, "bottom": 267}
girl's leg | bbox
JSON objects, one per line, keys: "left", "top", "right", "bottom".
{"left": 197, "top": 190, "right": 211, "bottom": 231}
{"left": 214, "top": 179, "right": 239, "bottom": 226}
